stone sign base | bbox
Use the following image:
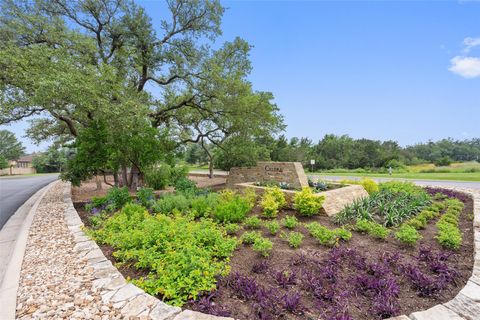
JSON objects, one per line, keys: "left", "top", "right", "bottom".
{"left": 234, "top": 182, "right": 368, "bottom": 216}
{"left": 227, "top": 162, "right": 309, "bottom": 190}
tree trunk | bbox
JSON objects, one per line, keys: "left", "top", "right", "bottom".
{"left": 95, "top": 175, "right": 102, "bottom": 190}
{"left": 121, "top": 164, "right": 128, "bottom": 188}
{"left": 130, "top": 165, "right": 140, "bottom": 191}
{"left": 113, "top": 172, "right": 119, "bottom": 187}
{"left": 208, "top": 159, "right": 214, "bottom": 179}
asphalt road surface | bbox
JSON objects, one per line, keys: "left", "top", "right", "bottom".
{"left": 0, "top": 174, "right": 58, "bottom": 230}
{"left": 310, "top": 175, "right": 480, "bottom": 190}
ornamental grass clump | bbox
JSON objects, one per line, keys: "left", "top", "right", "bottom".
{"left": 293, "top": 187, "right": 325, "bottom": 216}
{"left": 88, "top": 203, "right": 237, "bottom": 306}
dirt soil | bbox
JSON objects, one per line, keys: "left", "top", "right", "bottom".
{"left": 71, "top": 174, "right": 225, "bottom": 203}
{"left": 74, "top": 189, "right": 474, "bottom": 320}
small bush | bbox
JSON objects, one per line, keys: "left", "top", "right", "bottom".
{"left": 293, "top": 187, "right": 325, "bottom": 216}
{"left": 224, "top": 223, "right": 240, "bottom": 235}
{"left": 283, "top": 215, "right": 299, "bottom": 229}
{"left": 169, "top": 165, "right": 189, "bottom": 185}
{"left": 355, "top": 219, "right": 390, "bottom": 239}
{"left": 214, "top": 194, "right": 251, "bottom": 223}
{"left": 334, "top": 228, "right": 352, "bottom": 241}
{"left": 264, "top": 186, "right": 286, "bottom": 208}
{"left": 342, "top": 178, "right": 379, "bottom": 194}
{"left": 379, "top": 181, "right": 425, "bottom": 196}
{"left": 152, "top": 194, "right": 189, "bottom": 215}
{"left": 244, "top": 215, "right": 262, "bottom": 229}
{"left": 241, "top": 231, "right": 262, "bottom": 244}
{"left": 395, "top": 225, "right": 422, "bottom": 245}
{"left": 253, "top": 237, "right": 273, "bottom": 257}
{"left": 190, "top": 193, "right": 219, "bottom": 218}
{"left": 436, "top": 198, "right": 464, "bottom": 249}
{"left": 175, "top": 177, "right": 197, "bottom": 194}
{"left": 305, "top": 222, "right": 351, "bottom": 246}
{"left": 144, "top": 166, "right": 171, "bottom": 190}
{"left": 261, "top": 192, "right": 280, "bottom": 218}
{"left": 106, "top": 187, "right": 131, "bottom": 210}
{"left": 136, "top": 187, "right": 155, "bottom": 208}
{"left": 265, "top": 220, "right": 281, "bottom": 235}
{"left": 242, "top": 187, "right": 257, "bottom": 207}
{"left": 283, "top": 231, "right": 304, "bottom": 248}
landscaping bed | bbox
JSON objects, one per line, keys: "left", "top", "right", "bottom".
{"left": 74, "top": 181, "right": 474, "bottom": 320}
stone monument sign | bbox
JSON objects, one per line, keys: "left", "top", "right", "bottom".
{"left": 226, "top": 161, "right": 309, "bottom": 189}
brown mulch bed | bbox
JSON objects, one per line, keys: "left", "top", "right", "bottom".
{"left": 74, "top": 189, "right": 474, "bottom": 320}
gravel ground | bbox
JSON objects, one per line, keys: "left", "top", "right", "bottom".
{"left": 16, "top": 182, "right": 123, "bottom": 320}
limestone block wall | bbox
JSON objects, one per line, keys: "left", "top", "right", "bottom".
{"left": 226, "top": 162, "right": 309, "bottom": 189}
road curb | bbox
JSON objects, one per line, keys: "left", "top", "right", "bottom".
{"left": 0, "top": 180, "right": 59, "bottom": 320}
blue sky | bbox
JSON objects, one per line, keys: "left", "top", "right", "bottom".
{"left": 3, "top": 0, "right": 480, "bottom": 153}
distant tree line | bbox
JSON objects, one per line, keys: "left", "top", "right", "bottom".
{"left": 184, "top": 135, "right": 480, "bottom": 171}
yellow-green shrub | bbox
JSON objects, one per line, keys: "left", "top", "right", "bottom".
{"left": 341, "top": 178, "right": 379, "bottom": 194}
{"left": 260, "top": 193, "right": 280, "bottom": 218}
{"left": 293, "top": 187, "right": 325, "bottom": 216}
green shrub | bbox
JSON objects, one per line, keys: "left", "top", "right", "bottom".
{"left": 264, "top": 186, "right": 286, "bottom": 208}
{"left": 244, "top": 215, "right": 262, "bottom": 229}
{"left": 261, "top": 192, "right": 280, "bottom": 218}
{"left": 283, "top": 231, "right": 304, "bottom": 248}
{"left": 342, "top": 178, "right": 379, "bottom": 194}
{"left": 242, "top": 187, "right": 257, "bottom": 207}
{"left": 224, "top": 223, "right": 240, "bottom": 235}
{"left": 355, "top": 219, "right": 390, "bottom": 239}
{"left": 395, "top": 225, "right": 421, "bottom": 245}
{"left": 152, "top": 194, "right": 190, "bottom": 214}
{"left": 136, "top": 187, "right": 155, "bottom": 208}
{"left": 283, "top": 215, "right": 298, "bottom": 229}
{"left": 175, "top": 177, "right": 198, "bottom": 194}
{"left": 265, "top": 220, "right": 280, "bottom": 235}
{"left": 106, "top": 187, "right": 131, "bottom": 210}
{"left": 85, "top": 196, "right": 109, "bottom": 213}
{"left": 293, "top": 187, "right": 325, "bottom": 216}
{"left": 252, "top": 237, "right": 273, "bottom": 257}
{"left": 335, "top": 228, "right": 352, "bottom": 241}
{"left": 435, "top": 198, "right": 464, "bottom": 249}
{"left": 190, "top": 193, "right": 219, "bottom": 218}
{"left": 305, "top": 222, "right": 351, "bottom": 246}
{"left": 241, "top": 231, "right": 262, "bottom": 244}
{"left": 213, "top": 195, "right": 251, "bottom": 223}
{"left": 379, "top": 181, "right": 426, "bottom": 196}
{"left": 144, "top": 166, "right": 171, "bottom": 190}
{"left": 88, "top": 203, "right": 236, "bottom": 306}
{"left": 169, "top": 165, "right": 189, "bottom": 185}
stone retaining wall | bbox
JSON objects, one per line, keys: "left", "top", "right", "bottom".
{"left": 234, "top": 182, "right": 368, "bottom": 216}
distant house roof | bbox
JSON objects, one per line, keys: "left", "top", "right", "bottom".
{"left": 17, "top": 154, "right": 34, "bottom": 162}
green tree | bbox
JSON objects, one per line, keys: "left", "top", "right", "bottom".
{"left": 32, "top": 146, "right": 67, "bottom": 173}
{"left": 0, "top": 155, "right": 8, "bottom": 169}
{"left": 0, "top": 130, "right": 25, "bottom": 160}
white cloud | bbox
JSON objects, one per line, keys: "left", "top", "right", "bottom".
{"left": 463, "top": 37, "right": 480, "bottom": 53}
{"left": 449, "top": 56, "right": 480, "bottom": 78}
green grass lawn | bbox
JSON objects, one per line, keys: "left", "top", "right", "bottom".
{"left": 310, "top": 171, "right": 480, "bottom": 182}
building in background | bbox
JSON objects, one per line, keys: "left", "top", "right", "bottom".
{"left": 0, "top": 154, "right": 37, "bottom": 175}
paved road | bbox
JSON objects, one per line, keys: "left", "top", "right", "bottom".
{"left": 309, "top": 175, "right": 480, "bottom": 190}
{"left": 0, "top": 174, "right": 59, "bottom": 230}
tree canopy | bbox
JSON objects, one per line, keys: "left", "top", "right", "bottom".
{"left": 0, "top": 129, "right": 25, "bottom": 160}
{"left": 0, "top": 0, "right": 284, "bottom": 187}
